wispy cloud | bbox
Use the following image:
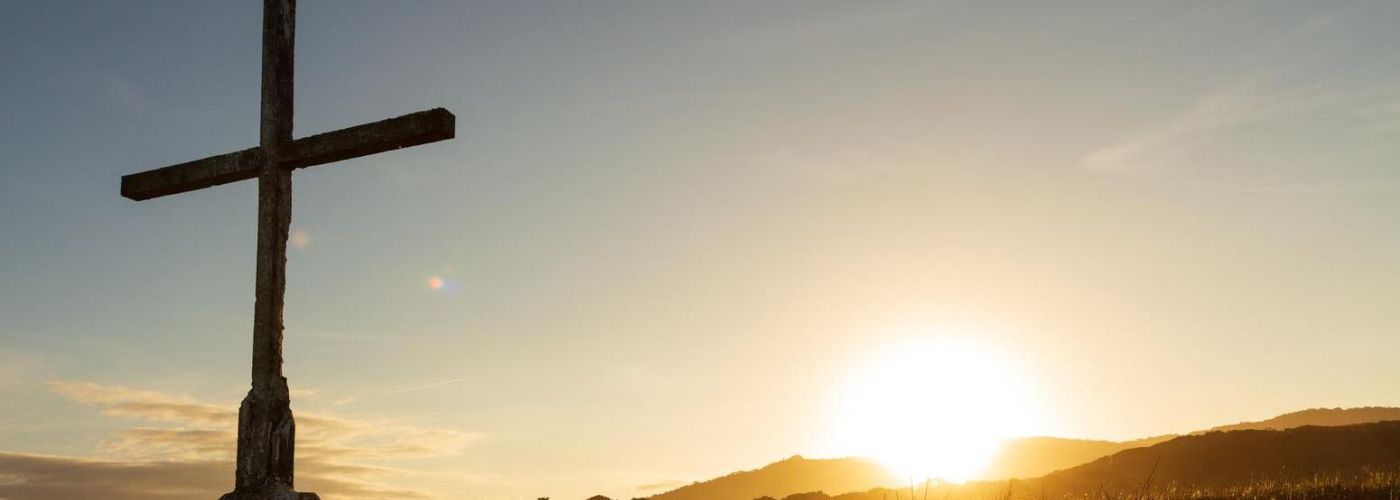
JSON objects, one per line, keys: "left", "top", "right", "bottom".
{"left": 335, "top": 376, "right": 471, "bottom": 407}
{"left": 0, "top": 451, "right": 431, "bottom": 500}
{"left": 49, "top": 382, "right": 229, "bottom": 427}
{"left": 1079, "top": 83, "right": 1400, "bottom": 177}
{"left": 1080, "top": 84, "right": 1323, "bottom": 174}
{"left": 0, "top": 452, "right": 227, "bottom": 500}
{"left": 382, "top": 377, "right": 471, "bottom": 397}
{"left": 0, "top": 381, "right": 480, "bottom": 500}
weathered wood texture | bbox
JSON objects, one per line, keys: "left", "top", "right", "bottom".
{"left": 252, "top": 0, "right": 294, "bottom": 390}
{"left": 260, "top": 0, "right": 294, "bottom": 149}
{"left": 284, "top": 108, "right": 455, "bottom": 169}
{"left": 229, "top": 0, "right": 309, "bottom": 497}
{"left": 121, "top": 108, "right": 455, "bottom": 201}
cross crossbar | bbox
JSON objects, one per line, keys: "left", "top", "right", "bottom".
{"left": 121, "top": 107, "right": 455, "bottom": 201}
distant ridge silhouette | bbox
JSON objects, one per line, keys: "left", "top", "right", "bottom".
{"left": 1203, "top": 407, "right": 1400, "bottom": 434}
{"left": 647, "top": 456, "right": 898, "bottom": 500}
{"left": 981, "top": 435, "right": 1176, "bottom": 480}
{"left": 1036, "top": 420, "right": 1400, "bottom": 494}
{"left": 648, "top": 407, "right": 1400, "bottom": 500}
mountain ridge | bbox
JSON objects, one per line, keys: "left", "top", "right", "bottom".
{"left": 646, "top": 406, "right": 1400, "bottom": 500}
{"left": 1203, "top": 407, "right": 1400, "bottom": 434}
{"left": 1036, "top": 420, "right": 1400, "bottom": 494}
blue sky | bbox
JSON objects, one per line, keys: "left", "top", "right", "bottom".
{"left": 3, "top": 1, "right": 1400, "bottom": 499}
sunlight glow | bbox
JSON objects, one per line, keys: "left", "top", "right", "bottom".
{"left": 830, "top": 336, "right": 1040, "bottom": 482}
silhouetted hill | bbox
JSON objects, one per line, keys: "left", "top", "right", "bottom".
{"left": 648, "top": 408, "right": 1400, "bottom": 500}
{"left": 648, "top": 456, "right": 898, "bottom": 500}
{"left": 1036, "top": 421, "right": 1400, "bottom": 494}
{"left": 1204, "top": 407, "right": 1400, "bottom": 433}
{"left": 646, "top": 439, "right": 1155, "bottom": 500}
{"left": 982, "top": 435, "right": 1175, "bottom": 479}
{"left": 748, "top": 424, "right": 1400, "bottom": 499}
{"left": 651, "top": 436, "right": 1172, "bottom": 500}
{"left": 979, "top": 407, "right": 1400, "bottom": 480}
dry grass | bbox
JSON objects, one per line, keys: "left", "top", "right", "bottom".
{"left": 811, "top": 469, "right": 1400, "bottom": 500}
{"left": 1009, "top": 469, "right": 1400, "bottom": 500}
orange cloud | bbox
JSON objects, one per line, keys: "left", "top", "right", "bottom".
{"left": 0, "top": 381, "right": 479, "bottom": 499}
{"left": 0, "top": 451, "right": 432, "bottom": 500}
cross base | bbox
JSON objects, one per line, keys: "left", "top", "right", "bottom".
{"left": 224, "top": 386, "right": 316, "bottom": 500}
{"left": 218, "top": 487, "right": 321, "bottom": 500}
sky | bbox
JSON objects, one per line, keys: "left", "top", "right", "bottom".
{"left": 3, "top": 1, "right": 1400, "bottom": 498}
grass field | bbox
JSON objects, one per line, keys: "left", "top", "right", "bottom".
{"left": 763, "top": 469, "right": 1400, "bottom": 500}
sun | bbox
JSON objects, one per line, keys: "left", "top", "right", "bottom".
{"left": 828, "top": 337, "right": 1041, "bottom": 482}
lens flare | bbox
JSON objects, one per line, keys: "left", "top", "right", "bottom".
{"left": 428, "top": 276, "right": 444, "bottom": 290}
{"left": 289, "top": 228, "right": 311, "bottom": 249}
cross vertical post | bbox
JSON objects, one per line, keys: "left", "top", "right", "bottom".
{"left": 253, "top": 0, "right": 293, "bottom": 394}
{"left": 226, "top": 0, "right": 307, "bottom": 498}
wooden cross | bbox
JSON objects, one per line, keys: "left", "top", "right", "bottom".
{"left": 120, "top": 1, "right": 454, "bottom": 498}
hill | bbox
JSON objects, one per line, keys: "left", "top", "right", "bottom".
{"left": 986, "top": 407, "right": 1400, "bottom": 480}
{"left": 647, "top": 456, "right": 899, "bottom": 500}
{"left": 732, "top": 423, "right": 1400, "bottom": 499}
{"left": 1035, "top": 421, "right": 1400, "bottom": 494}
{"left": 981, "top": 435, "right": 1174, "bottom": 480}
{"left": 648, "top": 437, "right": 1160, "bottom": 500}
{"left": 1204, "top": 407, "right": 1400, "bottom": 433}
{"left": 648, "top": 407, "right": 1400, "bottom": 500}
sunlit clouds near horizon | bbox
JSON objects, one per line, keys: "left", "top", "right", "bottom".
{"left": 0, "top": 381, "right": 475, "bottom": 499}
